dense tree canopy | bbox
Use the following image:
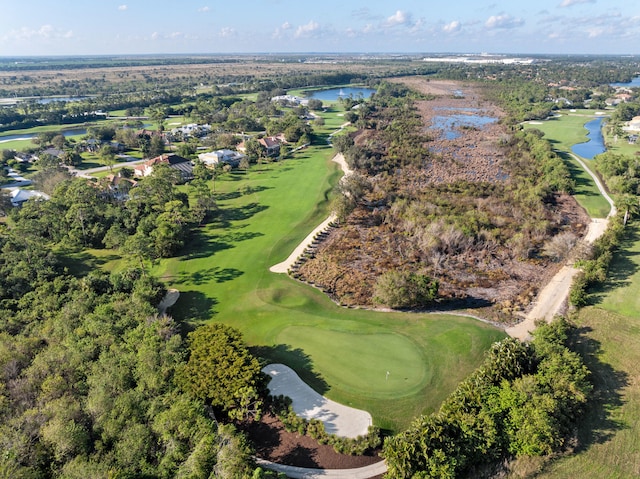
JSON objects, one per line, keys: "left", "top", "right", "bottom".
{"left": 382, "top": 319, "right": 591, "bottom": 478}
{"left": 178, "top": 323, "right": 267, "bottom": 422}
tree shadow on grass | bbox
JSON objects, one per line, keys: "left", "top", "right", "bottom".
{"left": 170, "top": 290, "right": 218, "bottom": 328}
{"left": 568, "top": 325, "right": 628, "bottom": 450}
{"left": 216, "top": 202, "right": 269, "bottom": 226}
{"left": 179, "top": 227, "right": 263, "bottom": 261}
{"left": 240, "top": 184, "right": 272, "bottom": 196}
{"left": 216, "top": 190, "right": 242, "bottom": 201}
{"left": 558, "top": 152, "right": 603, "bottom": 197}
{"left": 172, "top": 266, "right": 244, "bottom": 286}
{"left": 251, "top": 343, "right": 330, "bottom": 396}
{"left": 589, "top": 225, "right": 640, "bottom": 305}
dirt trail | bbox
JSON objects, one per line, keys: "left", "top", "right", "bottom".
{"left": 506, "top": 153, "right": 616, "bottom": 340}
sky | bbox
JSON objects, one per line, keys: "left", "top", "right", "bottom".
{"left": 1, "top": 0, "right": 639, "bottom": 57}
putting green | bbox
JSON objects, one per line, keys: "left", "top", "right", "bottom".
{"left": 277, "top": 325, "right": 428, "bottom": 399}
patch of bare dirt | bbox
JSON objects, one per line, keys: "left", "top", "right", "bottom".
{"left": 241, "top": 413, "right": 383, "bottom": 470}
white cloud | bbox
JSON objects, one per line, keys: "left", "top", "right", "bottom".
{"left": 118, "top": 4, "right": 127, "bottom": 11}
{"left": 197, "top": 6, "right": 210, "bottom": 13}
{"left": 8, "top": 24, "right": 73, "bottom": 41}
{"left": 295, "top": 21, "right": 320, "bottom": 38}
{"left": 272, "top": 22, "right": 291, "bottom": 39}
{"left": 384, "top": 10, "right": 411, "bottom": 27}
{"left": 151, "top": 32, "right": 160, "bottom": 41}
{"left": 586, "top": 27, "right": 604, "bottom": 38}
{"left": 443, "top": 21, "right": 461, "bottom": 34}
{"left": 485, "top": 14, "right": 524, "bottom": 29}
{"left": 219, "top": 27, "right": 236, "bottom": 38}
{"left": 560, "top": 0, "right": 596, "bottom": 7}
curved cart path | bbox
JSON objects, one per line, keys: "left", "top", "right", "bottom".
{"left": 269, "top": 153, "right": 351, "bottom": 273}
{"left": 255, "top": 457, "right": 387, "bottom": 479}
{"left": 506, "top": 152, "right": 616, "bottom": 340}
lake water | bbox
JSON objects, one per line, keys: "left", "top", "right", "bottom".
{"left": 610, "top": 76, "right": 640, "bottom": 88}
{"left": 308, "top": 87, "right": 376, "bottom": 101}
{"left": 571, "top": 117, "right": 606, "bottom": 159}
{"left": 430, "top": 114, "right": 498, "bottom": 140}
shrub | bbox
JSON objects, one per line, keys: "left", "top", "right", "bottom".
{"left": 373, "top": 270, "right": 438, "bottom": 309}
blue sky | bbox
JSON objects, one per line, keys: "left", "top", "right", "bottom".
{"left": 1, "top": 0, "right": 638, "bottom": 56}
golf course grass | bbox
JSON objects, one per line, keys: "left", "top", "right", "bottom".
{"left": 534, "top": 225, "right": 640, "bottom": 479}
{"left": 524, "top": 111, "right": 612, "bottom": 218}
{"left": 78, "top": 105, "right": 506, "bottom": 432}
{"left": 151, "top": 145, "right": 505, "bottom": 432}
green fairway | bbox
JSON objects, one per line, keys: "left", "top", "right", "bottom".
{"left": 591, "top": 225, "right": 640, "bottom": 317}
{"left": 82, "top": 105, "right": 505, "bottom": 432}
{"left": 148, "top": 140, "right": 504, "bottom": 431}
{"left": 524, "top": 111, "right": 612, "bottom": 218}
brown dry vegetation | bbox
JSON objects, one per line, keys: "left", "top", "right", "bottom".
{"left": 298, "top": 79, "right": 589, "bottom": 321}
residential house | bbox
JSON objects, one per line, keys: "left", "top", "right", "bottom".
{"left": 271, "top": 95, "right": 309, "bottom": 106}
{"left": 237, "top": 134, "right": 286, "bottom": 158}
{"left": 40, "top": 148, "right": 64, "bottom": 159}
{"left": 101, "top": 174, "right": 138, "bottom": 201}
{"left": 134, "top": 154, "right": 194, "bottom": 182}
{"left": 9, "top": 188, "right": 49, "bottom": 207}
{"left": 198, "top": 149, "right": 245, "bottom": 168}
{"left": 627, "top": 116, "right": 640, "bottom": 132}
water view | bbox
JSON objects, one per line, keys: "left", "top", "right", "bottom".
{"left": 430, "top": 113, "right": 498, "bottom": 140}
{"left": 611, "top": 76, "right": 640, "bottom": 88}
{"left": 571, "top": 117, "right": 606, "bottom": 159}
{"left": 308, "top": 87, "right": 376, "bottom": 101}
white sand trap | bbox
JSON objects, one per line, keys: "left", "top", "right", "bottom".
{"left": 157, "top": 288, "right": 180, "bottom": 315}
{"left": 529, "top": 121, "right": 543, "bottom": 125}
{"left": 263, "top": 364, "right": 372, "bottom": 438}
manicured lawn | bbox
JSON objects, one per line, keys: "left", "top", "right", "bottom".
{"left": 79, "top": 111, "right": 505, "bottom": 432}
{"left": 524, "top": 111, "right": 611, "bottom": 218}
{"left": 130, "top": 142, "right": 504, "bottom": 432}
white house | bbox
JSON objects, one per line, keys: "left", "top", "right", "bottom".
{"left": 198, "top": 150, "right": 245, "bottom": 168}
{"left": 9, "top": 188, "right": 50, "bottom": 207}
{"left": 271, "top": 95, "right": 309, "bottom": 106}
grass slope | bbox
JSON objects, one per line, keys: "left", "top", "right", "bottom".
{"left": 534, "top": 224, "right": 640, "bottom": 478}
{"left": 524, "top": 111, "right": 611, "bottom": 218}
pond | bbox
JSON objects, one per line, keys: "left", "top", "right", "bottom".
{"left": 610, "top": 76, "right": 640, "bottom": 88}
{"left": 308, "top": 87, "right": 376, "bottom": 101}
{"left": 430, "top": 114, "right": 498, "bottom": 140}
{"left": 571, "top": 117, "right": 606, "bottom": 159}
